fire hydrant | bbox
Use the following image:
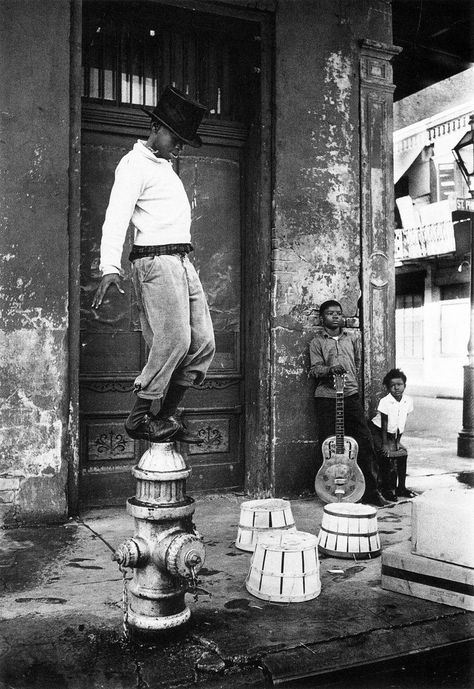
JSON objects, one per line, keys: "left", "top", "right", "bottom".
{"left": 113, "top": 441, "right": 205, "bottom": 633}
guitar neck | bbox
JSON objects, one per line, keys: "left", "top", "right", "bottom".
{"left": 335, "top": 390, "right": 345, "bottom": 453}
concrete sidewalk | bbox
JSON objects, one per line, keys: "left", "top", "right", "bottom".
{"left": 1, "top": 398, "right": 473, "bottom": 688}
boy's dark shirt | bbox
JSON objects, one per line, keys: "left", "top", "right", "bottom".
{"left": 309, "top": 327, "right": 361, "bottom": 398}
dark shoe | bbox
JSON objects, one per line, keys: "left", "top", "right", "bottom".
{"left": 396, "top": 487, "right": 417, "bottom": 498}
{"left": 166, "top": 416, "right": 204, "bottom": 444}
{"left": 125, "top": 415, "right": 180, "bottom": 442}
{"left": 381, "top": 490, "right": 398, "bottom": 502}
{"left": 361, "top": 491, "right": 393, "bottom": 507}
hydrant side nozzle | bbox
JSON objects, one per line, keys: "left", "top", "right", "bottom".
{"left": 113, "top": 537, "right": 149, "bottom": 568}
{"left": 165, "top": 533, "right": 206, "bottom": 579}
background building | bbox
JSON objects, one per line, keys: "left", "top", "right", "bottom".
{"left": 394, "top": 67, "right": 474, "bottom": 397}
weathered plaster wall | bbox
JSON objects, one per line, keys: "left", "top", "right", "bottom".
{"left": 0, "top": 0, "right": 71, "bottom": 523}
{"left": 272, "top": 0, "right": 392, "bottom": 494}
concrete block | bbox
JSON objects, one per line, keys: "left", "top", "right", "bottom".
{"left": 412, "top": 488, "right": 474, "bottom": 568}
{"left": 382, "top": 541, "right": 474, "bottom": 611}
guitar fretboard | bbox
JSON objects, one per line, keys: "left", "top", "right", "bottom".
{"left": 335, "top": 390, "right": 345, "bottom": 453}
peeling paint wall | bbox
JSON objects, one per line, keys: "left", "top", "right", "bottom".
{"left": 272, "top": 0, "right": 392, "bottom": 494}
{"left": 0, "top": 0, "right": 71, "bottom": 524}
{"left": 0, "top": 0, "right": 394, "bottom": 515}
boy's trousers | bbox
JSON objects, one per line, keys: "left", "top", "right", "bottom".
{"left": 368, "top": 421, "right": 398, "bottom": 493}
{"left": 131, "top": 254, "right": 215, "bottom": 400}
{"left": 314, "top": 394, "right": 379, "bottom": 494}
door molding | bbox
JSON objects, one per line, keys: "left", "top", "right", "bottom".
{"left": 82, "top": 104, "right": 248, "bottom": 146}
{"left": 359, "top": 39, "right": 401, "bottom": 417}
{"left": 67, "top": 0, "right": 82, "bottom": 515}
{"left": 243, "top": 13, "right": 273, "bottom": 494}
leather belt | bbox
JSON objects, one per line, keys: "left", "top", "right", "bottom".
{"left": 129, "top": 243, "right": 193, "bottom": 262}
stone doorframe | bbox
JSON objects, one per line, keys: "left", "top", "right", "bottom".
{"left": 66, "top": 0, "right": 274, "bottom": 512}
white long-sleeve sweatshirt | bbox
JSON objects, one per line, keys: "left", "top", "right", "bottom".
{"left": 99, "top": 140, "right": 191, "bottom": 275}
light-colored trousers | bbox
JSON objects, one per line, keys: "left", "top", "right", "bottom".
{"left": 131, "top": 254, "right": 215, "bottom": 400}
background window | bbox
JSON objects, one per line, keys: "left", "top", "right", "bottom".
{"left": 438, "top": 163, "right": 455, "bottom": 201}
{"left": 440, "top": 284, "right": 469, "bottom": 356}
{"left": 396, "top": 292, "right": 424, "bottom": 358}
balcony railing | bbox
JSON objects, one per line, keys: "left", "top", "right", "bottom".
{"left": 395, "top": 220, "right": 456, "bottom": 261}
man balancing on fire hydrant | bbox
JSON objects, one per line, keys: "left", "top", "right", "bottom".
{"left": 92, "top": 86, "right": 215, "bottom": 444}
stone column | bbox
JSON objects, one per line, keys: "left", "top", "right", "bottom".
{"left": 359, "top": 40, "right": 401, "bottom": 415}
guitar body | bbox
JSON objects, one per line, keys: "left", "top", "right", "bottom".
{"left": 315, "top": 435, "right": 365, "bottom": 503}
{"left": 314, "top": 373, "right": 366, "bottom": 503}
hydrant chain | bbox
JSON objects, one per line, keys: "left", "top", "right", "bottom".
{"left": 119, "top": 564, "right": 130, "bottom": 641}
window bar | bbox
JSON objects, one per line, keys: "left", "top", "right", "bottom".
{"left": 120, "top": 23, "right": 126, "bottom": 103}
{"left": 156, "top": 30, "right": 162, "bottom": 97}
{"left": 99, "top": 26, "right": 105, "bottom": 101}
{"left": 154, "top": 28, "right": 161, "bottom": 99}
{"left": 116, "top": 18, "right": 123, "bottom": 105}
{"left": 190, "top": 34, "right": 198, "bottom": 102}
{"left": 173, "top": 31, "right": 184, "bottom": 93}
{"left": 153, "top": 31, "right": 162, "bottom": 105}
{"left": 102, "top": 22, "right": 115, "bottom": 102}
{"left": 208, "top": 40, "right": 217, "bottom": 116}
{"left": 198, "top": 35, "right": 210, "bottom": 116}
{"left": 182, "top": 33, "right": 189, "bottom": 96}
{"left": 183, "top": 33, "right": 196, "bottom": 99}
{"left": 221, "top": 40, "right": 230, "bottom": 119}
{"left": 130, "top": 26, "right": 143, "bottom": 105}
{"left": 139, "top": 30, "right": 146, "bottom": 106}
{"left": 232, "top": 40, "right": 247, "bottom": 123}
{"left": 82, "top": 51, "right": 90, "bottom": 98}
{"left": 160, "top": 32, "right": 171, "bottom": 94}
{"left": 88, "top": 25, "right": 100, "bottom": 99}
{"left": 143, "top": 29, "right": 148, "bottom": 105}
{"left": 121, "top": 24, "right": 131, "bottom": 104}
{"left": 169, "top": 31, "right": 178, "bottom": 89}
{"left": 145, "top": 27, "right": 156, "bottom": 106}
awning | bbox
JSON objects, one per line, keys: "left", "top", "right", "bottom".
{"left": 394, "top": 143, "right": 425, "bottom": 183}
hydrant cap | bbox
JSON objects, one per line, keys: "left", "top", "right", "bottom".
{"left": 136, "top": 443, "right": 188, "bottom": 474}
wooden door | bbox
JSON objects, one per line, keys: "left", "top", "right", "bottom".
{"left": 79, "top": 1, "right": 260, "bottom": 506}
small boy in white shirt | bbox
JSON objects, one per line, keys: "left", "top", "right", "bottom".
{"left": 369, "top": 368, "right": 415, "bottom": 501}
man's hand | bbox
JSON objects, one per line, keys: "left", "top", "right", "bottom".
{"left": 92, "top": 273, "right": 124, "bottom": 309}
{"left": 329, "top": 364, "right": 346, "bottom": 375}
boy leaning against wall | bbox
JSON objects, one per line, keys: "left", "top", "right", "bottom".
{"left": 309, "top": 300, "right": 391, "bottom": 507}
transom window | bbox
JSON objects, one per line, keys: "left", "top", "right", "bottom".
{"left": 82, "top": 1, "right": 259, "bottom": 124}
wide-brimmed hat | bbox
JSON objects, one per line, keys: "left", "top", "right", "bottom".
{"left": 141, "top": 86, "right": 207, "bottom": 147}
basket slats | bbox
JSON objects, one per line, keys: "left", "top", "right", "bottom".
{"left": 236, "top": 499, "right": 296, "bottom": 552}
{"left": 246, "top": 531, "right": 321, "bottom": 603}
{"left": 318, "top": 502, "right": 381, "bottom": 559}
